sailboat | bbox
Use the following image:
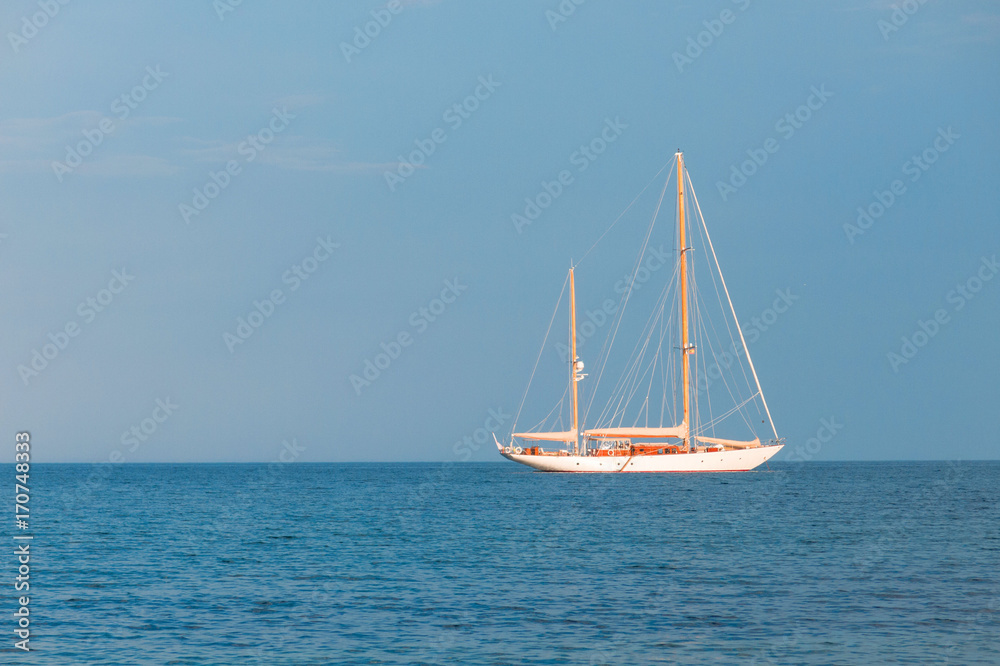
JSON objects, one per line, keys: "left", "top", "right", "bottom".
{"left": 496, "top": 151, "right": 784, "bottom": 472}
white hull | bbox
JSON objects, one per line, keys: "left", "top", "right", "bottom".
{"left": 503, "top": 154, "right": 785, "bottom": 476}
{"left": 499, "top": 444, "right": 783, "bottom": 473}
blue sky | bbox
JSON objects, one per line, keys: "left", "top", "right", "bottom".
{"left": 1, "top": 0, "right": 997, "bottom": 462}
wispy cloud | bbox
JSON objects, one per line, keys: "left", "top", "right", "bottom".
{"left": 961, "top": 11, "right": 1000, "bottom": 39}
{"left": 0, "top": 112, "right": 183, "bottom": 177}
{"left": 0, "top": 112, "right": 180, "bottom": 151}
{"left": 0, "top": 93, "right": 391, "bottom": 178}
{"left": 274, "top": 93, "right": 328, "bottom": 110}
{"left": 178, "top": 135, "right": 393, "bottom": 173}
{"left": 836, "top": 1, "right": 1000, "bottom": 46}
{"left": 0, "top": 112, "right": 104, "bottom": 150}
{"left": 0, "top": 158, "right": 51, "bottom": 174}
{"left": 0, "top": 153, "right": 178, "bottom": 177}
{"left": 75, "top": 154, "right": 180, "bottom": 177}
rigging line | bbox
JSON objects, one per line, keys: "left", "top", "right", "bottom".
{"left": 513, "top": 272, "right": 570, "bottom": 433}
{"left": 584, "top": 165, "right": 674, "bottom": 422}
{"left": 692, "top": 282, "right": 709, "bottom": 436}
{"left": 689, "top": 193, "right": 755, "bottom": 398}
{"left": 594, "top": 244, "right": 676, "bottom": 425}
{"left": 593, "top": 264, "right": 676, "bottom": 428}
{"left": 658, "top": 312, "right": 670, "bottom": 426}
{"left": 527, "top": 383, "right": 569, "bottom": 433}
{"left": 667, "top": 263, "right": 680, "bottom": 426}
{"left": 688, "top": 171, "right": 779, "bottom": 439}
{"left": 688, "top": 176, "right": 759, "bottom": 429}
{"left": 697, "top": 392, "right": 760, "bottom": 434}
{"left": 546, "top": 386, "right": 571, "bottom": 433}
{"left": 690, "top": 233, "right": 750, "bottom": 434}
{"left": 640, "top": 329, "right": 664, "bottom": 427}
{"left": 614, "top": 294, "right": 673, "bottom": 430}
{"left": 695, "top": 291, "right": 741, "bottom": 437}
{"left": 616, "top": 453, "right": 635, "bottom": 473}
{"left": 695, "top": 268, "right": 753, "bottom": 401}
{"left": 607, "top": 329, "right": 655, "bottom": 428}
{"left": 664, "top": 299, "right": 676, "bottom": 423}
{"left": 690, "top": 270, "right": 755, "bottom": 434}
{"left": 636, "top": 317, "right": 664, "bottom": 427}
{"left": 615, "top": 306, "right": 665, "bottom": 427}
{"left": 639, "top": 266, "right": 679, "bottom": 429}
{"left": 645, "top": 288, "right": 673, "bottom": 426}
{"left": 691, "top": 250, "right": 700, "bottom": 436}
{"left": 577, "top": 160, "right": 675, "bottom": 267}
{"left": 694, "top": 287, "right": 755, "bottom": 435}
{"left": 591, "top": 246, "right": 679, "bottom": 427}
{"left": 607, "top": 324, "right": 659, "bottom": 429}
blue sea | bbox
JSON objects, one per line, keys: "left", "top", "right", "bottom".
{"left": 5, "top": 462, "right": 998, "bottom": 664}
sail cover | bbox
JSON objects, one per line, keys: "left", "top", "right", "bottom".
{"left": 584, "top": 424, "right": 688, "bottom": 440}
{"left": 513, "top": 430, "right": 577, "bottom": 442}
{"left": 695, "top": 435, "right": 761, "bottom": 449}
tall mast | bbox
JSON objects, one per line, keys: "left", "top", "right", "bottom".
{"left": 569, "top": 267, "right": 580, "bottom": 455}
{"left": 677, "top": 152, "right": 692, "bottom": 452}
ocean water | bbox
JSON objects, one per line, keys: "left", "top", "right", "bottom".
{"left": 5, "top": 461, "right": 998, "bottom": 664}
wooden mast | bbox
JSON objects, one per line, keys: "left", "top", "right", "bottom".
{"left": 677, "top": 152, "right": 692, "bottom": 452}
{"left": 570, "top": 267, "right": 580, "bottom": 455}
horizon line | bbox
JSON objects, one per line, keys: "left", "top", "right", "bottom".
{"left": 14, "top": 459, "right": 998, "bottom": 465}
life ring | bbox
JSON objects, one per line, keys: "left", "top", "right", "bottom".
{"left": 514, "top": 446, "right": 523, "bottom": 454}
{"left": 504, "top": 446, "right": 512, "bottom": 454}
